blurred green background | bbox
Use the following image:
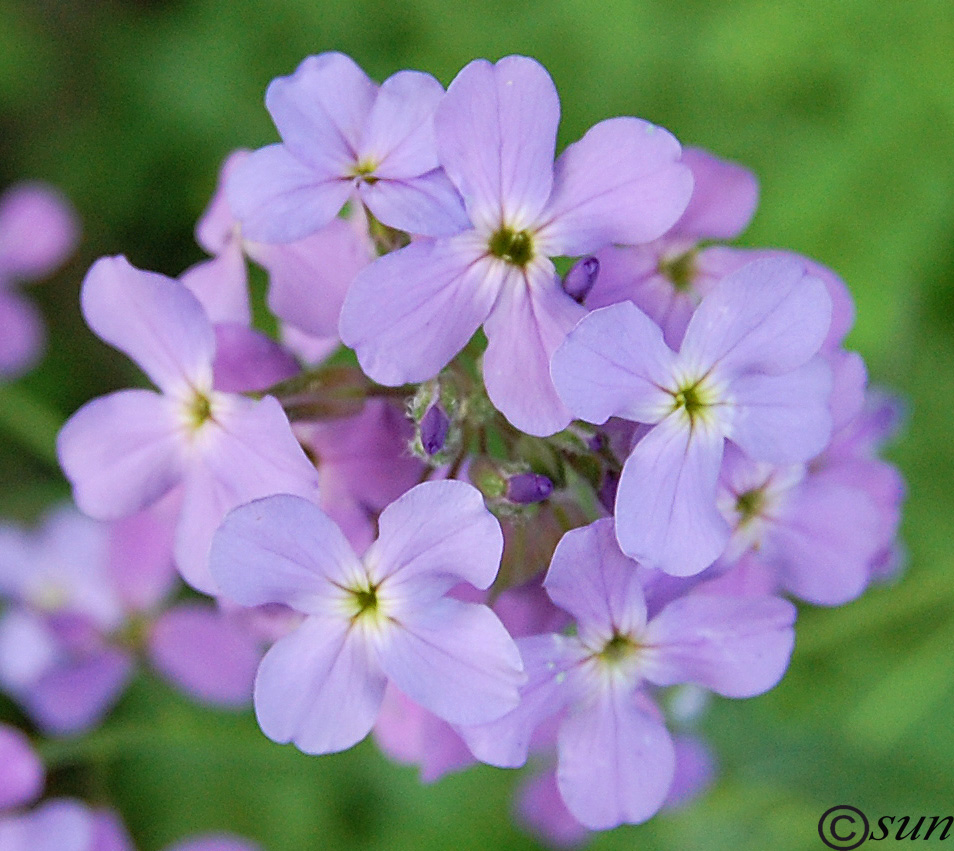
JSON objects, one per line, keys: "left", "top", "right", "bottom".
{"left": 1, "top": 0, "right": 952, "bottom": 849}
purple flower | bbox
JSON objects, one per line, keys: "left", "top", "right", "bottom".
{"left": 56, "top": 256, "right": 320, "bottom": 593}
{"left": 0, "top": 724, "right": 44, "bottom": 812}
{"left": 210, "top": 480, "right": 524, "bottom": 755}
{"left": 0, "top": 183, "right": 79, "bottom": 377}
{"left": 552, "top": 256, "right": 833, "bottom": 575}
{"left": 339, "top": 55, "right": 693, "bottom": 436}
{"left": 461, "top": 519, "right": 795, "bottom": 830}
{"left": 228, "top": 52, "right": 468, "bottom": 243}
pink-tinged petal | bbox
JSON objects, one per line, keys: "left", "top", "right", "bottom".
{"left": 538, "top": 118, "right": 693, "bottom": 256}
{"left": 254, "top": 616, "right": 385, "bottom": 754}
{"left": 57, "top": 390, "right": 185, "bottom": 519}
{"left": 367, "top": 480, "right": 502, "bottom": 590}
{"left": 280, "top": 325, "right": 339, "bottom": 365}
{"left": 359, "top": 169, "right": 469, "bottom": 237}
{"left": 361, "top": 70, "right": 443, "bottom": 177}
{"left": 226, "top": 145, "right": 352, "bottom": 244}
{"left": 729, "top": 358, "right": 833, "bottom": 464}
{"left": 545, "top": 519, "right": 647, "bottom": 640}
{"left": 0, "top": 183, "right": 78, "bottom": 281}
{"left": 641, "top": 594, "right": 796, "bottom": 697}
{"left": 557, "top": 686, "right": 675, "bottom": 830}
{"left": 378, "top": 598, "right": 522, "bottom": 726}
{"left": 0, "top": 724, "right": 44, "bottom": 811}
{"left": 107, "top": 500, "right": 179, "bottom": 613}
{"left": 211, "top": 494, "right": 358, "bottom": 613}
{"left": 249, "top": 216, "right": 372, "bottom": 338}
{"left": 196, "top": 150, "right": 249, "bottom": 255}
{"left": 90, "top": 808, "right": 135, "bottom": 851}
{"left": 0, "top": 799, "right": 94, "bottom": 851}
{"left": 180, "top": 243, "right": 250, "bottom": 326}
{"left": 148, "top": 603, "right": 260, "bottom": 707}
{"left": 663, "top": 735, "right": 717, "bottom": 810}
{"left": 373, "top": 685, "right": 476, "bottom": 783}
{"left": 482, "top": 263, "right": 585, "bottom": 436}
{"left": 339, "top": 237, "right": 496, "bottom": 386}
{"left": 266, "top": 53, "right": 375, "bottom": 172}
{"left": 211, "top": 324, "right": 299, "bottom": 394}
{"left": 164, "top": 835, "right": 262, "bottom": 851}
{"left": 436, "top": 56, "right": 559, "bottom": 229}
{"left": 0, "top": 290, "right": 44, "bottom": 377}
{"left": 680, "top": 257, "right": 831, "bottom": 377}
{"left": 516, "top": 769, "right": 591, "bottom": 849}
{"left": 828, "top": 349, "right": 867, "bottom": 434}
{"left": 80, "top": 256, "right": 215, "bottom": 394}
{"left": 27, "top": 648, "right": 133, "bottom": 735}
{"left": 461, "top": 633, "right": 577, "bottom": 768}
{"left": 0, "top": 609, "right": 58, "bottom": 693}
{"left": 672, "top": 147, "right": 759, "bottom": 240}
{"left": 615, "top": 416, "right": 729, "bottom": 576}
{"left": 762, "top": 478, "right": 882, "bottom": 606}
{"left": 551, "top": 301, "right": 676, "bottom": 426}
{"left": 175, "top": 395, "right": 321, "bottom": 594}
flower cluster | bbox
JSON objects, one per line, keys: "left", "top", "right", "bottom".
{"left": 1, "top": 52, "right": 905, "bottom": 847}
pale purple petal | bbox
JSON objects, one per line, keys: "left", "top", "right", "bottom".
{"left": 195, "top": 150, "right": 248, "bottom": 255}
{"left": 211, "top": 324, "right": 299, "bottom": 394}
{"left": 358, "top": 169, "right": 469, "bottom": 237}
{"left": 436, "top": 56, "right": 559, "bottom": 229}
{"left": 378, "top": 597, "right": 522, "bottom": 725}
{"left": 538, "top": 118, "right": 693, "bottom": 256}
{"left": 0, "top": 799, "right": 93, "bottom": 851}
{"left": 516, "top": 769, "right": 590, "bottom": 849}
{"left": 226, "top": 145, "right": 352, "bottom": 244}
{"left": 254, "top": 616, "right": 386, "bottom": 754}
{"left": 148, "top": 603, "right": 261, "bottom": 707}
{"left": 180, "top": 243, "right": 250, "bottom": 326}
{"left": 210, "top": 494, "right": 357, "bottom": 612}
{"left": 266, "top": 52, "right": 375, "bottom": 172}
{"left": 80, "top": 256, "right": 215, "bottom": 394}
{"left": 90, "top": 808, "right": 135, "bottom": 851}
{"left": 663, "top": 736, "right": 716, "bottom": 810}
{"left": 0, "top": 290, "right": 44, "bottom": 377}
{"left": 728, "top": 358, "right": 833, "bottom": 463}
{"left": 250, "top": 216, "right": 372, "bottom": 338}
{"left": 641, "top": 594, "right": 796, "bottom": 697}
{"left": 340, "top": 237, "right": 497, "bottom": 385}
{"left": 164, "top": 835, "right": 262, "bottom": 851}
{"left": 672, "top": 147, "right": 759, "bottom": 240}
{"left": 557, "top": 686, "right": 675, "bottom": 830}
{"left": 57, "top": 390, "right": 185, "bottom": 519}
{"left": 0, "top": 183, "right": 78, "bottom": 281}
{"left": 0, "top": 609, "right": 58, "bottom": 693}
{"left": 679, "top": 257, "right": 831, "bottom": 377}
{"left": 367, "top": 480, "right": 502, "bottom": 590}
{"left": 828, "top": 349, "right": 867, "bottom": 435}
{"left": 0, "top": 724, "right": 44, "bottom": 811}
{"left": 615, "top": 416, "right": 729, "bottom": 576}
{"left": 551, "top": 300, "right": 676, "bottom": 425}
{"left": 107, "top": 498, "right": 179, "bottom": 612}
{"left": 482, "top": 262, "right": 585, "bottom": 436}
{"left": 544, "top": 519, "right": 647, "bottom": 640}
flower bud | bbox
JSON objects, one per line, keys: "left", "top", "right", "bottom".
{"left": 420, "top": 403, "right": 450, "bottom": 456}
{"left": 506, "top": 473, "right": 554, "bottom": 505}
{"left": 0, "top": 724, "right": 44, "bottom": 811}
{"left": 562, "top": 256, "right": 599, "bottom": 303}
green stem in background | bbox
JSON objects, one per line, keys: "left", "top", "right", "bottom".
{"left": 0, "top": 385, "right": 64, "bottom": 471}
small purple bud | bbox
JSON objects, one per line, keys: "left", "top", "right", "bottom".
{"left": 420, "top": 403, "right": 450, "bottom": 456}
{"left": 506, "top": 473, "right": 553, "bottom": 505}
{"left": 597, "top": 469, "right": 620, "bottom": 513}
{"left": 562, "top": 256, "right": 599, "bottom": 303}
{"left": 0, "top": 723, "right": 44, "bottom": 811}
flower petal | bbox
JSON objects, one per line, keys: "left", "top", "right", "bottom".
{"left": 538, "top": 117, "right": 693, "bottom": 256}
{"left": 359, "top": 169, "right": 469, "bottom": 237}
{"left": 211, "top": 324, "right": 299, "bottom": 394}
{"left": 0, "top": 290, "right": 44, "bottom": 377}
{"left": 0, "top": 724, "right": 44, "bottom": 811}
{"left": 0, "top": 183, "right": 78, "bottom": 281}
{"left": 180, "top": 242, "right": 251, "bottom": 327}
{"left": 671, "top": 147, "right": 759, "bottom": 241}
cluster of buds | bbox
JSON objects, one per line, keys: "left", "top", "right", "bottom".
{"left": 1, "top": 52, "right": 904, "bottom": 847}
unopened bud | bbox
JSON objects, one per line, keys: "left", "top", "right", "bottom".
{"left": 420, "top": 403, "right": 450, "bottom": 456}
{"left": 562, "top": 256, "right": 599, "bottom": 303}
{"left": 506, "top": 473, "right": 554, "bottom": 505}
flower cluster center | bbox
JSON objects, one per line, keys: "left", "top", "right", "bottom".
{"left": 350, "top": 159, "right": 379, "bottom": 186}
{"left": 488, "top": 226, "right": 534, "bottom": 267}
{"left": 187, "top": 391, "right": 214, "bottom": 430}
{"left": 672, "top": 381, "right": 710, "bottom": 422}
{"left": 735, "top": 487, "right": 766, "bottom": 524}
{"left": 658, "top": 249, "right": 697, "bottom": 292}
{"left": 598, "top": 631, "right": 638, "bottom": 665}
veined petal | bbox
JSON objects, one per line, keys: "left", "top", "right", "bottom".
{"left": 672, "top": 147, "right": 759, "bottom": 241}
{"left": 615, "top": 416, "right": 728, "bottom": 576}
{"left": 641, "top": 594, "right": 796, "bottom": 697}
{"left": 339, "top": 237, "right": 497, "bottom": 386}
{"left": 366, "top": 480, "right": 502, "bottom": 590}
{"left": 679, "top": 257, "right": 831, "bottom": 377}
{"left": 436, "top": 56, "right": 559, "bottom": 230}
{"left": 482, "top": 261, "right": 585, "bottom": 436}
{"left": 210, "top": 494, "right": 359, "bottom": 612}
{"left": 80, "top": 256, "right": 215, "bottom": 394}
{"left": 557, "top": 685, "right": 675, "bottom": 830}
{"left": 378, "top": 597, "right": 523, "bottom": 726}
{"left": 728, "top": 358, "right": 833, "bottom": 464}
{"left": 265, "top": 52, "right": 375, "bottom": 173}
{"left": 544, "top": 519, "right": 647, "bottom": 640}
{"left": 359, "top": 170, "right": 469, "bottom": 237}
{"left": 226, "top": 145, "right": 353, "bottom": 244}
{"left": 254, "top": 616, "right": 386, "bottom": 755}
{"left": 551, "top": 301, "right": 676, "bottom": 426}
{"left": 57, "top": 390, "right": 185, "bottom": 519}
{"left": 538, "top": 117, "right": 692, "bottom": 256}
